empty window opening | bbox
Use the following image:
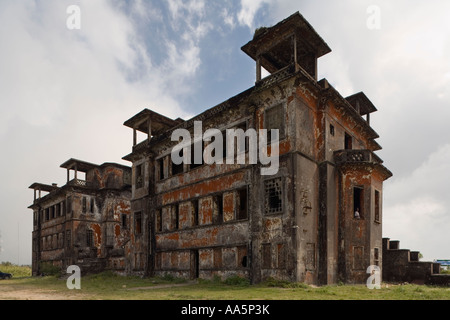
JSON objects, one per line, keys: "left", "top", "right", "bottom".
{"left": 135, "top": 212, "right": 142, "bottom": 235}
{"left": 353, "top": 187, "right": 364, "bottom": 219}
{"left": 265, "top": 178, "right": 283, "bottom": 214}
{"left": 55, "top": 204, "right": 60, "bottom": 217}
{"left": 345, "top": 132, "right": 353, "bottom": 150}
{"left": 82, "top": 197, "right": 87, "bottom": 213}
{"left": 237, "top": 187, "right": 248, "bottom": 220}
{"left": 121, "top": 214, "right": 127, "bottom": 229}
{"left": 191, "top": 250, "right": 199, "bottom": 279}
{"left": 171, "top": 151, "right": 184, "bottom": 176}
{"left": 192, "top": 200, "right": 199, "bottom": 226}
{"left": 238, "top": 246, "right": 248, "bottom": 268}
{"left": 374, "top": 248, "right": 379, "bottom": 266}
{"left": 374, "top": 190, "right": 380, "bottom": 222}
{"left": 86, "top": 229, "right": 94, "bottom": 247}
{"left": 174, "top": 204, "right": 179, "bottom": 230}
{"left": 214, "top": 194, "right": 223, "bottom": 224}
{"left": 330, "top": 124, "right": 335, "bottom": 136}
{"left": 158, "top": 158, "right": 165, "bottom": 180}
{"left": 241, "top": 256, "right": 248, "bottom": 268}
{"left": 90, "top": 198, "right": 95, "bottom": 213}
{"left": 45, "top": 208, "right": 50, "bottom": 221}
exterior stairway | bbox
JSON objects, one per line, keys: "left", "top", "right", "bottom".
{"left": 382, "top": 238, "right": 449, "bottom": 286}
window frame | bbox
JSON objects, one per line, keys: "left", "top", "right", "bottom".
{"left": 264, "top": 177, "right": 284, "bottom": 215}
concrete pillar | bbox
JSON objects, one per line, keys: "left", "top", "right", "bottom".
{"left": 293, "top": 34, "right": 299, "bottom": 72}
{"left": 256, "top": 56, "right": 261, "bottom": 82}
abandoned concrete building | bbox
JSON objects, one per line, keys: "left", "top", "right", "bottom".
{"left": 29, "top": 12, "right": 400, "bottom": 285}
{"left": 28, "top": 159, "right": 132, "bottom": 275}
{"left": 120, "top": 12, "right": 392, "bottom": 285}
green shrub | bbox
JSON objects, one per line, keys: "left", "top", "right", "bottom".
{"left": 262, "top": 277, "right": 308, "bottom": 289}
{"left": 39, "top": 262, "right": 61, "bottom": 276}
{"left": 223, "top": 275, "right": 250, "bottom": 286}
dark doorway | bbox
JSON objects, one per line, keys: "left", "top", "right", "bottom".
{"left": 345, "top": 132, "right": 353, "bottom": 150}
{"left": 353, "top": 187, "right": 364, "bottom": 219}
{"left": 190, "top": 250, "right": 199, "bottom": 279}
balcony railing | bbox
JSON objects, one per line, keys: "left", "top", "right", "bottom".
{"left": 133, "top": 139, "right": 151, "bottom": 153}
{"left": 256, "top": 64, "right": 296, "bottom": 90}
{"left": 67, "top": 179, "right": 91, "bottom": 188}
{"left": 334, "top": 149, "right": 383, "bottom": 166}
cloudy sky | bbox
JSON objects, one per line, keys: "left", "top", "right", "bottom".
{"left": 1, "top": 0, "right": 449, "bottom": 265}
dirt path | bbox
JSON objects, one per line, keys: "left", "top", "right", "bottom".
{"left": 0, "top": 283, "right": 89, "bottom": 300}
{"left": 0, "top": 280, "right": 196, "bottom": 300}
{"left": 0, "top": 288, "right": 70, "bottom": 300}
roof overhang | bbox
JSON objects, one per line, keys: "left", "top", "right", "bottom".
{"left": 123, "top": 109, "right": 183, "bottom": 136}
{"left": 346, "top": 92, "right": 378, "bottom": 116}
{"left": 241, "top": 12, "right": 331, "bottom": 73}
{"left": 60, "top": 158, "right": 99, "bottom": 172}
{"left": 28, "top": 183, "right": 58, "bottom": 192}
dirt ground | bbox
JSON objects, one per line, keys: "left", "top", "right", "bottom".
{"left": 0, "top": 281, "right": 192, "bottom": 300}
{"left": 0, "top": 284, "right": 89, "bottom": 300}
{"left": 0, "top": 287, "right": 83, "bottom": 300}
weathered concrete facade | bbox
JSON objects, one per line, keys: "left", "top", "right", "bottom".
{"left": 120, "top": 12, "right": 392, "bottom": 285}
{"left": 28, "top": 159, "right": 132, "bottom": 275}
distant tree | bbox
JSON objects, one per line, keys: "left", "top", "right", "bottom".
{"left": 419, "top": 253, "right": 423, "bottom": 260}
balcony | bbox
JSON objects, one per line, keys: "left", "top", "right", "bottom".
{"left": 334, "top": 149, "right": 383, "bottom": 166}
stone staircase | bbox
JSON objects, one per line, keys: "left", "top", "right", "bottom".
{"left": 382, "top": 238, "right": 449, "bottom": 286}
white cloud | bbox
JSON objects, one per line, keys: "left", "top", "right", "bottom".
{"left": 237, "top": 0, "right": 271, "bottom": 29}
{"left": 221, "top": 8, "right": 235, "bottom": 28}
{"left": 384, "top": 144, "right": 450, "bottom": 260}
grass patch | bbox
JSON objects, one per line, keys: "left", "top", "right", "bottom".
{"left": 0, "top": 262, "right": 32, "bottom": 278}
{"left": 0, "top": 271, "right": 449, "bottom": 300}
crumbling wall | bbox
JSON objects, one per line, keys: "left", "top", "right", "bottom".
{"left": 382, "top": 238, "right": 450, "bottom": 285}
